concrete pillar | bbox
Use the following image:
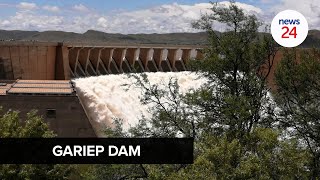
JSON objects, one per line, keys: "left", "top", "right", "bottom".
{"left": 100, "top": 48, "right": 119, "bottom": 74}
{"left": 71, "top": 47, "right": 85, "bottom": 77}
{"left": 126, "top": 48, "right": 144, "bottom": 72}
{"left": 100, "top": 48, "right": 112, "bottom": 65}
{"left": 19, "top": 46, "right": 29, "bottom": 79}
{"left": 181, "top": 49, "right": 192, "bottom": 64}
{"left": 89, "top": 48, "right": 101, "bottom": 69}
{"left": 153, "top": 48, "right": 165, "bottom": 67}
{"left": 139, "top": 48, "right": 151, "bottom": 71}
{"left": 139, "top": 48, "right": 158, "bottom": 72}
{"left": 94, "top": 48, "right": 108, "bottom": 75}
{"left": 46, "top": 46, "right": 57, "bottom": 80}
{"left": 125, "top": 48, "right": 138, "bottom": 65}
{"left": 83, "top": 47, "right": 97, "bottom": 76}
{"left": 37, "top": 46, "right": 47, "bottom": 80}
{"left": 56, "top": 45, "right": 70, "bottom": 80}
{"left": 112, "top": 48, "right": 126, "bottom": 72}
{"left": 9, "top": 46, "right": 22, "bottom": 79}
{"left": 100, "top": 48, "right": 112, "bottom": 73}
{"left": 196, "top": 48, "right": 204, "bottom": 60}
{"left": 167, "top": 49, "right": 179, "bottom": 71}
{"left": 68, "top": 47, "right": 79, "bottom": 73}
{"left": 78, "top": 47, "right": 90, "bottom": 70}
{"left": 0, "top": 46, "right": 14, "bottom": 79}
{"left": 29, "top": 46, "right": 38, "bottom": 79}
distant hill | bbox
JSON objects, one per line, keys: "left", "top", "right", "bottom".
{"left": 0, "top": 29, "right": 209, "bottom": 45}
{"left": 0, "top": 30, "right": 38, "bottom": 40}
{"left": 300, "top": 30, "right": 320, "bottom": 48}
{"left": 0, "top": 29, "right": 319, "bottom": 48}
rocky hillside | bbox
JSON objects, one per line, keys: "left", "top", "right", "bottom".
{"left": 0, "top": 29, "right": 319, "bottom": 47}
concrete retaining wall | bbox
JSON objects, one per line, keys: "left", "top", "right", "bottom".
{"left": 0, "top": 95, "right": 96, "bottom": 137}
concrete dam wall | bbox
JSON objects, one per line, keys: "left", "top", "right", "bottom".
{"left": 0, "top": 42, "right": 295, "bottom": 137}
{"left": 67, "top": 45, "right": 204, "bottom": 78}
{"left": 0, "top": 42, "right": 58, "bottom": 80}
{"left": 0, "top": 42, "right": 205, "bottom": 81}
{"left": 0, "top": 42, "right": 204, "bottom": 137}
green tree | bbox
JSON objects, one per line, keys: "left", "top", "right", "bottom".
{"left": 167, "top": 129, "right": 310, "bottom": 180}
{"left": 189, "top": 1, "right": 279, "bottom": 141}
{"left": 275, "top": 48, "right": 320, "bottom": 178}
{"left": 84, "top": 1, "right": 312, "bottom": 179}
{"left": 0, "top": 108, "right": 73, "bottom": 180}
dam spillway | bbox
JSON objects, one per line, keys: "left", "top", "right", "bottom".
{"left": 73, "top": 72, "right": 208, "bottom": 137}
{"left": 0, "top": 42, "right": 205, "bottom": 80}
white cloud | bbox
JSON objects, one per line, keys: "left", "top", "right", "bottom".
{"left": 0, "top": 1, "right": 318, "bottom": 34}
{"left": 0, "top": 11, "right": 64, "bottom": 31}
{"left": 16, "top": 2, "right": 37, "bottom": 10}
{"left": 269, "top": 0, "right": 320, "bottom": 30}
{"left": 72, "top": 4, "right": 89, "bottom": 12}
{"left": 1, "top": 20, "right": 10, "bottom": 27}
{"left": 43, "top": 5, "right": 60, "bottom": 13}
{"left": 96, "top": 1, "right": 263, "bottom": 34}
{"left": 0, "top": 1, "right": 264, "bottom": 33}
{"left": 91, "top": 1, "right": 262, "bottom": 34}
{"left": 97, "top": 17, "right": 108, "bottom": 28}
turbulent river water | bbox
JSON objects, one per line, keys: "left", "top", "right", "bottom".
{"left": 73, "top": 72, "right": 208, "bottom": 137}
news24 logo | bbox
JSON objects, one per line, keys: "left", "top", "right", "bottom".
{"left": 271, "top": 10, "right": 308, "bottom": 47}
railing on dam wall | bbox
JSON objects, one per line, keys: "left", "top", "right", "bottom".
{"left": 66, "top": 44, "right": 205, "bottom": 78}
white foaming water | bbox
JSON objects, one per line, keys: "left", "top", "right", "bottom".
{"left": 73, "top": 72, "right": 207, "bottom": 137}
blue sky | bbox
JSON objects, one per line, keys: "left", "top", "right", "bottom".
{"left": 0, "top": 0, "right": 270, "bottom": 11}
{"left": 0, "top": 0, "right": 318, "bottom": 33}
